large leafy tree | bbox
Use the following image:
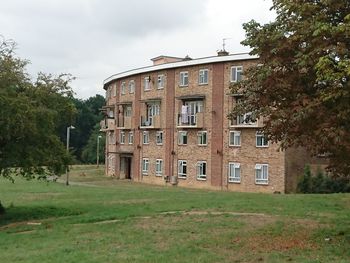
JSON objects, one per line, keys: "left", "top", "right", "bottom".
{"left": 231, "top": 0, "right": 350, "bottom": 177}
{"left": 0, "top": 37, "right": 76, "bottom": 180}
{"left": 81, "top": 123, "right": 105, "bottom": 164}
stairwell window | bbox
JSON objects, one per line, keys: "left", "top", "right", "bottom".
{"left": 198, "top": 69, "right": 208, "bottom": 85}
{"left": 157, "top": 74, "right": 165, "bottom": 89}
{"left": 231, "top": 66, "right": 243, "bottom": 82}
{"left": 143, "top": 131, "right": 150, "bottom": 144}
{"left": 128, "top": 132, "right": 133, "bottom": 145}
{"left": 228, "top": 163, "right": 241, "bottom": 183}
{"left": 178, "top": 131, "right": 188, "bottom": 145}
{"left": 155, "top": 159, "right": 163, "bottom": 176}
{"left": 156, "top": 131, "right": 163, "bottom": 145}
{"left": 144, "top": 76, "right": 151, "bottom": 91}
{"left": 128, "top": 80, "right": 135, "bottom": 94}
{"left": 178, "top": 160, "right": 187, "bottom": 178}
{"left": 142, "top": 158, "right": 149, "bottom": 175}
{"left": 229, "top": 131, "right": 241, "bottom": 146}
{"left": 121, "top": 81, "right": 126, "bottom": 95}
{"left": 197, "top": 131, "right": 207, "bottom": 146}
{"left": 180, "top": 71, "right": 188, "bottom": 87}
{"left": 256, "top": 132, "right": 269, "bottom": 147}
{"left": 120, "top": 131, "right": 125, "bottom": 144}
{"left": 255, "top": 164, "right": 268, "bottom": 184}
{"left": 197, "top": 161, "right": 207, "bottom": 180}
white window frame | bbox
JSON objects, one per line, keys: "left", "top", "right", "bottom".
{"left": 178, "top": 160, "right": 187, "bottom": 179}
{"left": 256, "top": 132, "right": 269, "bottom": 147}
{"left": 228, "top": 163, "right": 241, "bottom": 183}
{"left": 230, "top": 66, "right": 243, "bottom": 83}
{"left": 180, "top": 71, "right": 189, "bottom": 87}
{"left": 196, "top": 161, "right": 207, "bottom": 180}
{"left": 108, "top": 131, "right": 115, "bottom": 145}
{"left": 157, "top": 74, "right": 165, "bottom": 89}
{"left": 156, "top": 131, "right": 163, "bottom": 145}
{"left": 143, "top": 131, "right": 150, "bottom": 144}
{"left": 128, "top": 80, "right": 135, "bottom": 94}
{"left": 124, "top": 105, "right": 132, "bottom": 117}
{"left": 229, "top": 131, "right": 241, "bottom": 146}
{"left": 112, "top": 84, "right": 117, "bottom": 97}
{"left": 142, "top": 158, "right": 149, "bottom": 175}
{"left": 198, "top": 69, "right": 208, "bottom": 85}
{"left": 155, "top": 159, "right": 163, "bottom": 176}
{"left": 178, "top": 131, "right": 188, "bottom": 145}
{"left": 121, "top": 81, "right": 126, "bottom": 95}
{"left": 120, "top": 131, "right": 125, "bottom": 144}
{"left": 197, "top": 131, "right": 207, "bottom": 146}
{"left": 255, "top": 164, "right": 269, "bottom": 185}
{"left": 144, "top": 76, "right": 151, "bottom": 91}
{"left": 128, "top": 131, "right": 133, "bottom": 145}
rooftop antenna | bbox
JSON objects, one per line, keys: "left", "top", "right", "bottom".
{"left": 217, "top": 38, "right": 231, "bottom": 56}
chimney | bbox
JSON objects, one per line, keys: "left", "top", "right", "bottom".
{"left": 217, "top": 50, "right": 229, "bottom": 56}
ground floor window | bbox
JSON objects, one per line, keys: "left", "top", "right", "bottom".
{"left": 255, "top": 164, "right": 268, "bottom": 184}
{"left": 142, "top": 158, "right": 149, "bottom": 175}
{"left": 155, "top": 159, "right": 163, "bottom": 176}
{"left": 196, "top": 161, "right": 207, "bottom": 180}
{"left": 178, "top": 160, "right": 187, "bottom": 178}
{"left": 228, "top": 162, "right": 241, "bottom": 183}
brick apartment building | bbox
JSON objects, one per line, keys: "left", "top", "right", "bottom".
{"left": 101, "top": 52, "right": 323, "bottom": 193}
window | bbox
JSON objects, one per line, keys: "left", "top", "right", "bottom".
{"left": 236, "top": 112, "right": 257, "bottom": 126}
{"left": 128, "top": 80, "right": 135, "bottom": 94}
{"left": 144, "top": 76, "right": 151, "bottom": 91}
{"left": 120, "top": 131, "right": 125, "bottom": 144}
{"left": 108, "top": 131, "right": 115, "bottom": 145}
{"left": 124, "top": 105, "right": 132, "bottom": 117}
{"left": 228, "top": 163, "right": 241, "bottom": 183}
{"left": 255, "top": 164, "right": 268, "bottom": 184}
{"left": 108, "top": 109, "right": 114, "bottom": 118}
{"left": 197, "top": 161, "right": 207, "bottom": 180}
{"left": 198, "top": 69, "right": 208, "bottom": 85}
{"left": 229, "top": 131, "right": 241, "bottom": 146}
{"left": 142, "top": 158, "right": 149, "bottom": 175}
{"left": 180, "top": 100, "right": 203, "bottom": 126}
{"left": 143, "top": 131, "right": 149, "bottom": 144}
{"left": 157, "top": 74, "right": 165, "bottom": 89}
{"left": 156, "top": 131, "right": 163, "bottom": 145}
{"left": 178, "top": 131, "right": 188, "bottom": 145}
{"left": 256, "top": 132, "right": 269, "bottom": 147}
{"left": 197, "top": 131, "right": 207, "bottom": 146}
{"left": 112, "top": 84, "right": 117, "bottom": 97}
{"left": 128, "top": 132, "right": 133, "bottom": 144}
{"left": 178, "top": 160, "right": 187, "bottom": 178}
{"left": 180, "top": 71, "right": 188, "bottom": 86}
{"left": 121, "top": 81, "right": 126, "bottom": 95}
{"left": 156, "top": 159, "right": 163, "bottom": 176}
{"left": 231, "top": 66, "right": 243, "bottom": 82}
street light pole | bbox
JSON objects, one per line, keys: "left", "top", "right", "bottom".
{"left": 66, "top": 125, "right": 75, "bottom": 186}
{"left": 97, "top": 135, "right": 102, "bottom": 168}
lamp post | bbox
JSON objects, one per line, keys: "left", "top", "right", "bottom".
{"left": 66, "top": 125, "right": 75, "bottom": 186}
{"left": 97, "top": 135, "right": 102, "bottom": 168}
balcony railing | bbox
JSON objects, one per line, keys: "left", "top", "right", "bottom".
{"left": 117, "top": 116, "right": 132, "bottom": 129}
{"left": 100, "top": 119, "right": 116, "bottom": 131}
{"left": 230, "top": 114, "right": 261, "bottom": 128}
{"left": 177, "top": 112, "right": 204, "bottom": 128}
{"left": 140, "top": 115, "right": 161, "bottom": 129}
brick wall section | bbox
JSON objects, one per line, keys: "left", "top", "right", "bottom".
{"left": 165, "top": 69, "right": 175, "bottom": 181}
{"left": 211, "top": 63, "right": 225, "bottom": 188}
{"left": 133, "top": 75, "right": 141, "bottom": 181}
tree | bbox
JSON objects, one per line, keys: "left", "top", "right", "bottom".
{"left": 231, "top": 0, "right": 350, "bottom": 177}
{"left": 0, "top": 37, "right": 76, "bottom": 180}
{"left": 69, "top": 95, "right": 105, "bottom": 162}
{"left": 81, "top": 124, "right": 105, "bottom": 164}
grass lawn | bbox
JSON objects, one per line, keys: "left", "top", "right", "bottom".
{"left": 0, "top": 165, "right": 349, "bottom": 263}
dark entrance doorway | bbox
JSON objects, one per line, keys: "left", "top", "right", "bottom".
{"left": 125, "top": 157, "right": 132, "bottom": 179}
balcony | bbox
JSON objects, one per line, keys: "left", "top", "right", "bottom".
{"left": 140, "top": 115, "right": 161, "bottom": 129}
{"left": 100, "top": 119, "right": 116, "bottom": 131}
{"left": 117, "top": 116, "right": 132, "bottom": 129}
{"left": 177, "top": 112, "right": 204, "bottom": 128}
{"left": 230, "top": 114, "right": 262, "bottom": 128}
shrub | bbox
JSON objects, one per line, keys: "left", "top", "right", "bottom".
{"left": 297, "top": 165, "right": 350, "bottom": 193}
{"left": 0, "top": 201, "right": 5, "bottom": 215}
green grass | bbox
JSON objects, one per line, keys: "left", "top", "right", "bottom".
{"left": 0, "top": 165, "right": 349, "bottom": 263}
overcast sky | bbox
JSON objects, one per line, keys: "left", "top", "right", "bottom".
{"left": 1, "top": 0, "right": 275, "bottom": 99}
